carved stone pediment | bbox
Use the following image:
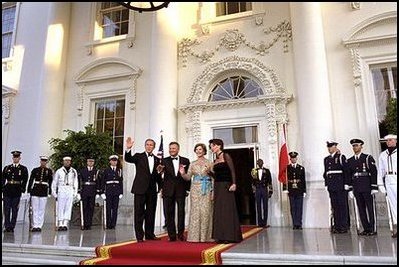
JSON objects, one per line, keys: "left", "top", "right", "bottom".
{"left": 2, "top": 85, "right": 17, "bottom": 125}
{"left": 342, "top": 11, "right": 397, "bottom": 47}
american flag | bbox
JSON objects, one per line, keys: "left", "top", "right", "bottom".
{"left": 157, "top": 132, "right": 164, "bottom": 162}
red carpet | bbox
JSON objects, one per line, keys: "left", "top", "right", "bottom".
{"left": 80, "top": 226, "right": 262, "bottom": 265}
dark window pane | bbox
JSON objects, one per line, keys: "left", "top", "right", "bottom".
{"left": 95, "top": 120, "right": 103, "bottom": 133}
{"left": 101, "top": 2, "right": 110, "bottom": 9}
{"left": 392, "top": 67, "right": 397, "bottom": 90}
{"left": 115, "top": 100, "right": 125, "bottom": 117}
{"left": 227, "top": 2, "right": 239, "bottom": 14}
{"left": 122, "top": 9, "right": 129, "bottom": 21}
{"left": 120, "top": 22, "right": 128, "bottom": 35}
{"left": 114, "top": 137, "right": 124, "bottom": 155}
{"left": 216, "top": 2, "right": 226, "bottom": 16}
{"left": 104, "top": 102, "right": 115, "bottom": 118}
{"left": 96, "top": 102, "right": 105, "bottom": 120}
{"left": 104, "top": 118, "right": 114, "bottom": 134}
{"left": 115, "top": 118, "right": 125, "bottom": 136}
{"left": 111, "top": 10, "right": 121, "bottom": 23}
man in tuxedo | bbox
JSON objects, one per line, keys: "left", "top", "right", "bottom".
{"left": 124, "top": 137, "right": 162, "bottom": 242}
{"left": 251, "top": 158, "right": 273, "bottom": 228}
{"left": 159, "top": 142, "right": 190, "bottom": 241}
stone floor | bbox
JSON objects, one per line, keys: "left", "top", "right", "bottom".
{"left": 2, "top": 222, "right": 397, "bottom": 265}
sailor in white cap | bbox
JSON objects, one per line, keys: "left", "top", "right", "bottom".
{"left": 27, "top": 156, "right": 53, "bottom": 232}
{"left": 51, "top": 156, "right": 78, "bottom": 231}
{"left": 377, "top": 134, "right": 397, "bottom": 238}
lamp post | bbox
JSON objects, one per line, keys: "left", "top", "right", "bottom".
{"left": 117, "top": 2, "right": 170, "bottom": 13}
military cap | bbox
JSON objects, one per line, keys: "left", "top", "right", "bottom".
{"left": 40, "top": 156, "right": 49, "bottom": 161}
{"left": 289, "top": 151, "right": 298, "bottom": 158}
{"left": 11, "top": 150, "right": 22, "bottom": 157}
{"left": 350, "top": 139, "right": 364, "bottom": 145}
{"left": 109, "top": 155, "right": 119, "bottom": 160}
{"left": 326, "top": 141, "right": 338, "bottom": 147}
{"left": 384, "top": 134, "right": 397, "bottom": 140}
{"left": 63, "top": 156, "right": 72, "bottom": 161}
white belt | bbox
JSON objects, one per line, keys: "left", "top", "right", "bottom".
{"left": 326, "top": 170, "right": 343, "bottom": 175}
{"left": 354, "top": 172, "right": 370, "bottom": 177}
{"left": 34, "top": 181, "right": 49, "bottom": 185}
{"left": 84, "top": 182, "right": 96, "bottom": 185}
{"left": 106, "top": 180, "right": 120, "bottom": 184}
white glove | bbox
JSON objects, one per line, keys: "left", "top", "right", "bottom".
{"left": 344, "top": 184, "right": 351, "bottom": 191}
{"left": 379, "top": 185, "right": 386, "bottom": 194}
{"left": 371, "top": 189, "right": 379, "bottom": 195}
{"left": 303, "top": 193, "right": 307, "bottom": 198}
{"left": 76, "top": 193, "right": 81, "bottom": 201}
{"left": 48, "top": 195, "right": 51, "bottom": 198}
{"left": 348, "top": 191, "right": 354, "bottom": 199}
{"left": 53, "top": 193, "right": 58, "bottom": 199}
{"left": 101, "top": 193, "right": 106, "bottom": 200}
{"left": 283, "top": 190, "right": 289, "bottom": 194}
{"left": 96, "top": 194, "right": 100, "bottom": 199}
{"left": 119, "top": 194, "right": 123, "bottom": 199}
{"left": 21, "top": 193, "right": 30, "bottom": 200}
{"left": 324, "top": 186, "right": 328, "bottom": 192}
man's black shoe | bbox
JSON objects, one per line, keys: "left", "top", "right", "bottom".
{"left": 146, "top": 235, "right": 161, "bottom": 240}
{"left": 137, "top": 239, "right": 144, "bottom": 243}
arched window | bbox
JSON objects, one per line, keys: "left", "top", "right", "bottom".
{"left": 208, "top": 75, "right": 263, "bottom": 101}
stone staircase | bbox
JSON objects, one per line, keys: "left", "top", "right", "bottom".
{"left": 2, "top": 243, "right": 95, "bottom": 265}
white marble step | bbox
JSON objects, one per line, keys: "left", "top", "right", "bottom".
{"left": 2, "top": 243, "right": 95, "bottom": 257}
{"left": 2, "top": 252, "right": 86, "bottom": 265}
{"left": 221, "top": 252, "right": 397, "bottom": 265}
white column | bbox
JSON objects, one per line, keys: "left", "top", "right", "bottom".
{"left": 290, "top": 3, "right": 332, "bottom": 228}
{"left": 290, "top": 2, "right": 333, "bottom": 182}
{"left": 148, "top": 6, "right": 179, "bottom": 227}
{"left": 149, "top": 7, "right": 178, "bottom": 144}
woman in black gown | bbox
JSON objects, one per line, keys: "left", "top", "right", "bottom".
{"left": 209, "top": 139, "right": 243, "bottom": 243}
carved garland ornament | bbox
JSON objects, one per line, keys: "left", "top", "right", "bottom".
{"left": 178, "top": 20, "right": 292, "bottom": 67}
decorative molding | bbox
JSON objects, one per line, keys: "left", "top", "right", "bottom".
{"left": 350, "top": 2, "right": 360, "bottom": 11}
{"left": 178, "top": 20, "right": 292, "bottom": 67}
{"left": 75, "top": 57, "right": 142, "bottom": 113}
{"left": 179, "top": 56, "right": 291, "bottom": 146}
{"left": 2, "top": 59, "right": 13, "bottom": 72}
{"left": 2, "top": 85, "right": 17, "bottom": 125}
{"left": 255, "top": 16, "right": 263, "bottom": 26}
{"left": 265, "top": 102, "right": 277, "bottom": 144}
{"left": 342, "top": 11, "right": 397, "bottom": 46}
{"left": 349, "top": 48, "right": 362, "bottom": 89}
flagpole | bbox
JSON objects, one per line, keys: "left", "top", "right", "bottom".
{"left": 157, "top": 130, "right": 164, "bottom": 231}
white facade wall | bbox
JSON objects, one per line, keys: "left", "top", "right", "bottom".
{"left": 2, "top": 2, "right": 396, "bottom": 228}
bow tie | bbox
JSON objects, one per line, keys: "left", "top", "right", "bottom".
{"left": 172, "top": 157, "right": 178, "bottom": 160}
{"left": 148, "top": 154, "right": 153, "bottom": 157}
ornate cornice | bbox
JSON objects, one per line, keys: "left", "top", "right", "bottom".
{"left": 178, "top": 20, "right": 292, "bottom": 67}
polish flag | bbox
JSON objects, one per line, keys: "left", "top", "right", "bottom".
{"left": 278, "top": 124, "right": 289, "bottom": 183}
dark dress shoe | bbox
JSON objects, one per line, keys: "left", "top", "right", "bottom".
{"left": 359, "top": 230, "right": 368, "bottom": 236}
{"left": 367, "top": 231, "right": 377, "bottom": 236}
{"left": 146, "top": 236, "right": 161, "bottom": 240}
{"left": 137, "top": 239, "right": 144, "bottom": 243}
{"left": 264, "top": 225, "right": 270, "bottom": 228}
{"left": 37, "top": 228, "right": 42, "bottom": 232}
{"left": 169, "top": 238, "right": 177, "bottom": 242}
{"left": 392, "top": 233, "right": 397, "bottom": 238}
{"left": 178, "top": 235, "right": 186, "bottom": 241}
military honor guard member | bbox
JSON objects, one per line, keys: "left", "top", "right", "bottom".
{"left": 27, "top": 156, "right": 53, "bottom": 232}
{"left": 2, "top": 151, "right": 29, "bottom": 232}
{"left": 251, "top": 158, "right": 273, "bottom": 228}
{"left": 100, "top": 155, "right": 123, "bottom": 229}
{"left": 323, "top": 141, "right": 350, "bottom": 233}
{"left": 52, "top": 156, "right": 79, "bottom": 231}
{"left": 346, "top": 139, "right": 378, "bottom": 236}
{"left": 284, "top": 152, "right": 306, "bottom": 230}
{"left": 78, "top": 157, "right": 101, "bottom": 230}
{"left": 377, "top": 134, "right": 397, "bottom": 238}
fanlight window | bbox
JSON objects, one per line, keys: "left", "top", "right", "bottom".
{"left": 208, "top": 76, "right": 263, "bottom": 101}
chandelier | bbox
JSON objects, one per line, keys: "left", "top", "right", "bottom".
{"left": 117, "top": 2, "right": 170, "bottom": 13}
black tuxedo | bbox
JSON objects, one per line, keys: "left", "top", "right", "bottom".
{"left": 161, "top": 156, "right": 190, "bottom": 240}
{"left": 124, "top": 150, "right": 162, "bottom": 240}
{"left": 252, "top": 167, "right": 273, "bottom": 227}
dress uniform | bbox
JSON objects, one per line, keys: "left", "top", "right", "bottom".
{"left": 51, "top": 156, "right": 79, "bottom": 231}
{"left": 100, "top": 155, "right": 123, "bottom": 229}
{"left": 251, "top": 159, "right": 273, "bottom": 228}
{"left": 377, "top": 134, "right": 397, "bottom": 238}
{"left": 27, "top": 156, "right": 53, "bottom": 232}
{"left": 285, "top": 152, "right": 306, "bottom": 230}
{"left": 346, "top": 139, "right": 378, "bottom": 236}
{"left": 78, "top": 158, "right": 101, "bottom": 230}
{"left": 323, "top": 141, "right": 350, "bottom": 233}
{"left": 2, "top": 151, "right": 29, "bottom": 232}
